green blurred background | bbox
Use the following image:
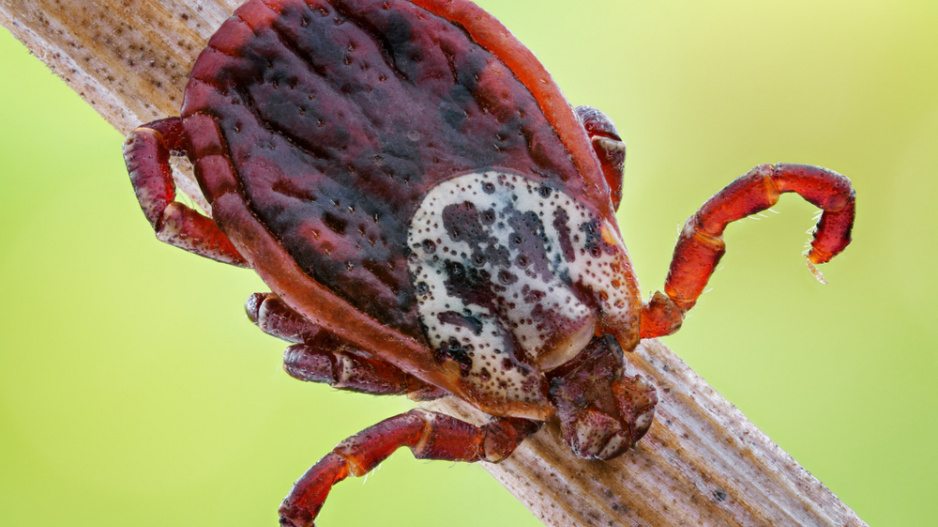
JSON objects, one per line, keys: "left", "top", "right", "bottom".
{"left": 1, "top": 0, "right": 935, "bottom": 525}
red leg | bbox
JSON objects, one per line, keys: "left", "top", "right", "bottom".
{"left": 123, "top": 117, "right": 247, "bottom": 267}
{"left": 246, "top": 293, "right": 445, "bottom": 400}
{"left": 641, "top": 163, "right": 855, "bottom": 338}
{"left": 278, "top": 410, "right": 540, "bottom": 527}
{"left": 576, "top": 105, "right": 626, "bottom": 211}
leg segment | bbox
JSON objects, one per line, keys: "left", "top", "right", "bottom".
{"left": 278, "top": 410, "right": 540, "bottom": 527}
{"left": 576, "top": 106, "right": 626, "bottom": 211}
{"left": 123, "top": 117, "right": 247, "bottom": 267}
{"left": 281, "top": 340, "right": 445, "bottom": 399}
{"left": 245, "top": 292, "right": 321, "bottom": 344}
{"left": 246, "top": 293, "right": 445, "bottom": 400}
{"left": 641, "top": 163, "right": 855, "bottom": 338}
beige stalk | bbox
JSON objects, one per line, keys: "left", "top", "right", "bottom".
{"left": 0, "top": 1, "right": 867, "bottom": 525}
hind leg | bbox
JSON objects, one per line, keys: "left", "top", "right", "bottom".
{"left": 279, "top": 409, "right": 540, "bottom": 527}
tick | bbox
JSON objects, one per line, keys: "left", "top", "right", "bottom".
{"left": 122, "top": 0, "right": 855, "bottom": 525}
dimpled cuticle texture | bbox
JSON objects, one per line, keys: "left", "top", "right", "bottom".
{"left": 183, "top": 0, "right": 586, "bottom": 338}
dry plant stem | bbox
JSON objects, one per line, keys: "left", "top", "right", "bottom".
{"left": 0, "top": 2, "right": 867, "bottom": 526}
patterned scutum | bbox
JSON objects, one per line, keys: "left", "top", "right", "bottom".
{"left": 182, "top": 0, "right": 587, "bottom": 339}
{"left": 408, "top": 172, "right": 637, "bottom": 407}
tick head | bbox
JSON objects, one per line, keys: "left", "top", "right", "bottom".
{"left": 548, "top": 335, "right": 657, "bottom": 460}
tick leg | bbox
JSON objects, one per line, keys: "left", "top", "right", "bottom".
{"left": 279, "top": 410, "right": 540, "bottom": 527}
{"left": 245, "top": 292, "right": 321, "bottom": 344}
{"left": 281, "top": 340, "right": 446, "bottom": 400}
{"left": 123, "top": 117, "right": 247, "bottom": 267}
{"left": 641, "top": 163, "right": 855, "bottom": 338}
{"left": 246, "top": 293, "right": 445, "bottom": 400}
{"left": 576, "top": 105, "right": 626, "bottom": 210}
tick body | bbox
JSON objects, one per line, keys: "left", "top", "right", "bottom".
{"left": 122, "top": 0, "right": 856, "bottom": 525}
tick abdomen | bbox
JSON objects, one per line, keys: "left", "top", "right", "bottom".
{"left": 182, "top": 0, "right": 590, "bottom": 340}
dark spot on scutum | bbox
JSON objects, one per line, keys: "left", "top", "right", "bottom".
{"left": 441, "top": 201, "right": 486, "bottom": 244}
{"left": 553, "top": 207, "right": 576, "bottom": 262}
{"left": 415, "top": 281, "right": 430, "bottom": 296}
{"left": 522, "top": 287, "right": 546, "bottom": 305}
{"left": 506, "top": 210, "right": 554, "bottom": 281}
{"left": 440, "top": 260, "right": 498, "bottom": 313}
{"left": 713, "top": 489, "right": 727, "bottom": 502}
{"left": 437, "top": 311, "right": 484, "bottom": 336}
{"left": 481, "top": 209, "right": 496, "bottom": 224}
{"left": 581, "top": 218, "right": 616, "bottom": 257}
{"left": 498, "top": 270, "right": 517, "bottom": 285}
{"left": 434, "top": 337, "right": 473, "bottom": 375}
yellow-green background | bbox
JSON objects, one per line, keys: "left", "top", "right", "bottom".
{"left": 1, "top": 0, "right": 934, "bottom": 525}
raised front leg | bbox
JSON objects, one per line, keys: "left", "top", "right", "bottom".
{"left": 279, "top": 410, "right": 540, "bottom": 527}
{"left": 123, "top": 117, "right": 247, "bottom": 267}
{"left": 246, "top": 293, "right": 445, "bottom": 400}
{"left": 641, "top": 163, "right": 855, "bottom": 338}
